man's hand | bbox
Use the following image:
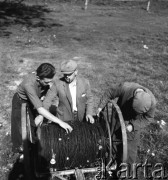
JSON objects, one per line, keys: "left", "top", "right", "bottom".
{"left": 96, "top": 108, "right": 102, "bottom": 117}
{"left": 35, "top": 115, "right": 44, "bottom": 127}
{"left": 126, "top": 123, "right": 134, "bottom": 132}
{"left": 59, "top": 121, "right": 73, "bottom": 133}
{"left": 86, "top": 114, "right": 95, "bottom": 124}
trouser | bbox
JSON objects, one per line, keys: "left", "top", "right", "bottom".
{"left": 120, "top": 130, "right": 140, "bottom": 179}
{"left": 11, "top": 93, "right": 37, "bottom": 153}
{"left": 111, "top": 123, "right": 141, "bottom": 179}
{"left": 127, "top": 129, "right": 140, "bottom": 165}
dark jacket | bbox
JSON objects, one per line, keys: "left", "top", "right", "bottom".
{"left": 99, "top": 82, "right": 156, "bottom": 130}
{"left": 43, "top": 76, "right": 94, "bottom": 122}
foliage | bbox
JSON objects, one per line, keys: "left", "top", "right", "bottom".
{"left": 138, "top": 122, "right": 168, "bottom": 177}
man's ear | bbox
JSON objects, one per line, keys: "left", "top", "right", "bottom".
{"left": 36, "top": 76, "right": 40, "bottom": 81}
{"left": 75, "top": 70, "right": 78, "bottom": 76}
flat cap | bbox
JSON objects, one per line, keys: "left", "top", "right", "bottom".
{"left": 133, "top": 91, "right": 152, "bottom": 114}
{"left": 61, "top": 60, "right": 77, "bottom": 74}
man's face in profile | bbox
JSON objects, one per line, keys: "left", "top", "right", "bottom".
{"left": 64, "top": 70, "right": 77, "bottom": 83}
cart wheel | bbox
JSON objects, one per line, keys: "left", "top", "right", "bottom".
{"left": 99, "top": 100, "right": 127, "bottom": 163}
{"left": 21, "top": 103, "right": 34, "bottom": 180}
{"left": 110, "top": 100, "right": 127, "bottom": 163}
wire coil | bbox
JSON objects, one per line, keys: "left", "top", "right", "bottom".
{"left": 35, "top": 121, "right": 107, "bottom": 172}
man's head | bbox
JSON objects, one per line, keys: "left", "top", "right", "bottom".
{"left": 36, "top": 63, "right": 56, "bottom": 86}
{"left": 61, "top": 60, "right": 78, "bottom": 83}
{"left": 133, "top": 90, "right": 152, "bottom": 114}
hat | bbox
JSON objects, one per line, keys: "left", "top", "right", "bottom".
{"left": 61, "top": 60, "right": 77, "bottom": 74}
{"left": 133, "top": 91, "right": 152, "bottom": 114}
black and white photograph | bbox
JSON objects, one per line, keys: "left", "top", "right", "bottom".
{"left": 0, "top": 0, "right": 168, "bottom": 179}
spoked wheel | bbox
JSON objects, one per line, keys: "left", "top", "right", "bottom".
{"left": 99, "top": 100, "right": 127, "bottom": 178}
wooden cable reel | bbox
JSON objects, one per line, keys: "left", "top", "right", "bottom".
{"left": 21, "top": 101, "right": 127, "bottom": 180}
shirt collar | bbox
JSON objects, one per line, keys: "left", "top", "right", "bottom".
{"left": 69, "top": 79, "right": 77, "bottom": 87}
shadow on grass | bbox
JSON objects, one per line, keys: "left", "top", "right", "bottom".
{"left": 8, "top": 158, "right": 52, "bottom": 180}
{"left": 0, "top": 1, "right": 63, "bottom": 37}
{"left": 8, "top": 142, "right": 52, "bottom": 180}
{"left": 8, "top": 159, "right": 24, "bottom": 180}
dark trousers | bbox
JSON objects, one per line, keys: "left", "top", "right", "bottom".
{"left": 112, "top": 123, "right": 140, "bottom": 179}
{"left": 11, "top": 93, "right": 37, "bottom": 153}
{"left": 127, "top": 129, "right": 140, "bottom": 165}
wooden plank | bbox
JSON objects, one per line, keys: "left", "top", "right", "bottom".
{"left": 21, "top": 103, "right": 27, "bottom": 141}
{"left": 21, "top": 103, "right": 33, "bottom": 180}
{"left": 27, "top": 111, "right": 33, "bottom": 143}
{"left": 36, "top": 167, "right": 98, "bottom": 178}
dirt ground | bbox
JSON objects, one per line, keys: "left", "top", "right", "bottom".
{"left": 0, "top": 0, "right": 168, "bottom": 179}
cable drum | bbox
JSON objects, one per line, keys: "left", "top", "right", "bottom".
{"left": 35, "top": 121, "right": 107, "bottom": 173}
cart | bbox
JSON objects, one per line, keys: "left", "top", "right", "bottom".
{"left": 21, "top": 100, "right": 127, "bottom": 180}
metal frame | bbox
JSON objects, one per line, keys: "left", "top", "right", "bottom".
{"left": 21, "top": 101, "right": 127, "bottom": 180}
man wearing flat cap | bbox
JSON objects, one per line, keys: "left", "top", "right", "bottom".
{"left": 97, "top": 82, "right": 156, "bottom": 166}
{"left": 43, "top": 60, "right": 94, "bottom": 124}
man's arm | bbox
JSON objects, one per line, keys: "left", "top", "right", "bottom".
{"left": 25, "top": 84, "right": 43, "bottom": 109}
{"left": 85, "top": 80, "right": 94, "bottom": 116}
{"left": 98, "top": 83, "right": 123, "bottom": 110}
{"left": 25, "top": 83, "right": 72, "bottom": 133}
{"left": 85, "top": 80, "right": 95, "bottom": 123}
{"left": 43, "top": 82, "right": 58, "bottom": 110}
{"left": 36, "top": 107, "right": 72, "bottom": 133}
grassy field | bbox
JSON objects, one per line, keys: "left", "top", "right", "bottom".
{"left": 0, "top": 0, "right": 168, "bottom": 179}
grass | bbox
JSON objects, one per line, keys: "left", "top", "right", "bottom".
{"left": 0, "top": 0, "right": 168, "bottom": 179}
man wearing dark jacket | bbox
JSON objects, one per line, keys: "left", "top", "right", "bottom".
{"left": 97, "top": 82, "right": 156, "bottom": 166}
{"left": 43, "top": 60, "right": 94, "bottom": 123}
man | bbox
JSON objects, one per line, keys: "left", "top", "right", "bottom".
{"left": 42, "top": 60, "right": 95, "bottom": 123}
{"left": 97, "top": 82, "right": 156, "bottom": 167}
{"left": 11, "top": 63, "right": 72, "bottom": 154}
